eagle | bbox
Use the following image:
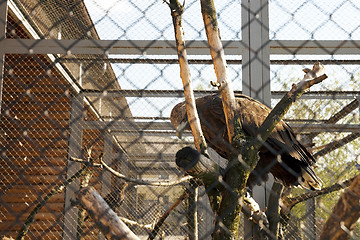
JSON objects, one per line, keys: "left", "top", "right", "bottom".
{"left": 170, "top": 94, "right": 322, "bottom": 190}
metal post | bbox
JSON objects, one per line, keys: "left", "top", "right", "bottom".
{"left": 63, "top": 93, "right": 84, "bottom": 240}
{"left": 241, "top": 0, "right": 271, "bottom": 238}
{"left": 241, "top": 0, "right": 271, "bottom": 105}
{"left": 102, "top": 132, "right": 113, "bottom": 197}
{"left": 0, "top": 0, "right": 8, "bottom": 113}
{"left": 187, "top": 179, "right": 199, "bottom": 240}
{"left": 96, "top": 132, "right": 114, "bottom": 240}
{"left": 305, "top": 190, "right": 316, "bottom": 239}
{"left": 301, "top": 135, "right": 316, "bottom": 239}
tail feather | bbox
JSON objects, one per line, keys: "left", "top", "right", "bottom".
{"left": 299, "top": 168, "right": 322, "bottom": 190}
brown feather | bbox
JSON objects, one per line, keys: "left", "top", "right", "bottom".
{"left": 171, "top": 94, "right": 322, "bottom": 189}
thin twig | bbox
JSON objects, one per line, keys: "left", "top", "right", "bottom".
{"left": 101, "top": 158, "right": 193, "bottom": 186}
{"left": 70, "top": 156, "right": 103, "bottom": 167}
{"left": 70, "top": 156, "right": 193, "bottom": 186}
{"left": 119, "top": 217, "right": 153, "bottom": 230}
{"left": 283, "top": 175, "right": 357, "bottom": 210}
{"left": 16, "top": 157, "right": 93, "bottom": 240}
{"left": 148, "top": 190, "right": 190, "bottom": 240}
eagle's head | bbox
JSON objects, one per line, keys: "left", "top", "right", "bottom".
{"left": 170, "top": 101, "right": 190, "bottom": 139}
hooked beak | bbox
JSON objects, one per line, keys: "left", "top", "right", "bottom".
{"left": 176, "top": 121, "right": 190, "bottom": 139}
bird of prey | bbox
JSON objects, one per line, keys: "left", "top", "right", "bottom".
{"left": 170, "top": 94, "right": 322, "bottom": 190}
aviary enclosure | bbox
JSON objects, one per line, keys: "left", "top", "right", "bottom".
{"left": 0, "top": 0, "right": 359, "bottom": 239}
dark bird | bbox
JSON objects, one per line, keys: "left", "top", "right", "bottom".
{"left": 170, "top": 94, "right": 322, "bottom": 190}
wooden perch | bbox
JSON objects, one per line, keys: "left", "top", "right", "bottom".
{"left": 176, "top": 146, "right": 222, "bottom": 186}
{"left": 168, "top": 1, "right": 210, "bottom": 239}
{"left": 168, "top": 0, "right": 208, "bottom": 156}
{"left": 319, "top": 174, "right": 360, "bottom": 240}
{"left": 200, "top": 0, "right": 236, "bottom": 142}
{"left": 175, "top": 146, "right": 269, "bottom": 230}
{"left": 76, "top": 186, "right": 140, "bottom": 240}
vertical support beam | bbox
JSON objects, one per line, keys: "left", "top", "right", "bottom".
{"left": 357, "top": 95, "right": 360, "bottom": 118}
{"left": 305, "top": 190, "right": 316, "bottom": 239}
{"left": 241, "top": 0, "right": 271, "bottom": 105}
{"left": 63, "top": 93, "right": 84, "bottom": 240}
{"left": 102, "top": 132, "right": 113, "bottom": 197}
{"left": 187, "top": 179, "right": 199, "bottom": 240}
{"left": 303, "top": 135, "right": 316, "bottom": 239}
{"left": 0, "top": 0, "right": 8, "bottom": 113}
{"left": 241, "top": 0, "right": 271, "bottom": 239}
{"left": 97, "top": 132, "right": 113, "bottom": 240}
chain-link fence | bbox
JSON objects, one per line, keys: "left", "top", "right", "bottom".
{"left": 0, "top": 0, "right": 359, "bottom": 239}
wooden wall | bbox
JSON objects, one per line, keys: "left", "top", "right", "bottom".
{"left": 0, "top": 14, "right": 104, "bottom": 240}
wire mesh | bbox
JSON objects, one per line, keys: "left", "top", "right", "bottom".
{"left": 0, "top": 0, "right": 359, "bottom": 239}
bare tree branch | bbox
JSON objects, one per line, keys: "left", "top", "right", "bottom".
{"left": 15, "top": 152, "right": 101, "bottom": 240}
{"left": 200, "top": 1, "right": 328, "bottom": 238}
{"left": 256, "top": 69, "right": 327, "bottom": 150}
{"left": 169, "top": 0, "right": 208, "bottom": 156}
{"left": 267, "top": 182, "right": 284, "bottom": 239}
{"left": 314, "top": 133, "right": 360, "bottom": 158}
{"left": 119, "top": 217, "right": 152, "bottom": 230}
{"left": 200, "top": 0, "right": 236, "bottom": 142}
{"left": 76, "top": 187, "right": 140, "bottom": 240}
{"left": 70, "top": 156, "right": 192, "bottom": 186}
{"left": 282, "top": 175, "right": 357, "bottom": 211}
{"left": 100, "top": 158, "right": 193, "bottom": 186}
{"left": 279, "top": 175, "right": 358, "bottom": 239}
{"left": 148, "top": 190, "right": 190, "bottom": 240}
{"left": 215, "top": 64, "right": 327, "bottom": 239}
{"left": 320, "top": 174, "right": 360, "bottom": 240}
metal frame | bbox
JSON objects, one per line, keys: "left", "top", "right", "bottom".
{"left": 1, "top": 38, "right": 360, "bottom": 55}
{"left": 0, "top": 0, "right": 7, "bottom": 113}
{"left": 63, "top": 93, "right": 84, "bottom": 240}
{"left": 241, "top": 0, "right": 271, "bottom": 237}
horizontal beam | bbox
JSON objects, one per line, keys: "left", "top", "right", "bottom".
{"left": 117, "top": 153, "right": 175, "bottom": 161}
{"left": 83, "top": 120, "right": 175, "bottom": 131}
{"left": 61, "top": 58, "right": 360, "bottom": 65}
{"left": 82, "top": 120, "right": 360, "bottom": 133}
{"left": 81, "top": 90, "right": 360, "bottom": 100}
{"left": 0, "top": 39, "right": 239, "bottom": 55}
{"left": 290, "top": 123, "right": 360, "bottom": 133}
{"left": 270, "top": 40, "right": 360, "bottom": 55}
{"left": 2, "top": 39, "right": 360, "bottom": 55}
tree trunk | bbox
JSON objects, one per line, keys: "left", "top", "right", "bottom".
{"left": 319, "top": 174, "right": 360, "bottom": 240}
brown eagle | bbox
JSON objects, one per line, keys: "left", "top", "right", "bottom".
{"left": 170, "top": 94, "right": 322, "bottom": 190}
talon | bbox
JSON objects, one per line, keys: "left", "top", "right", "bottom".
{"left": 210, "top": 81, "right": 221, "bottom": 88}
{"left": 302, "top": 68, "right": 311, "bottom": 74}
